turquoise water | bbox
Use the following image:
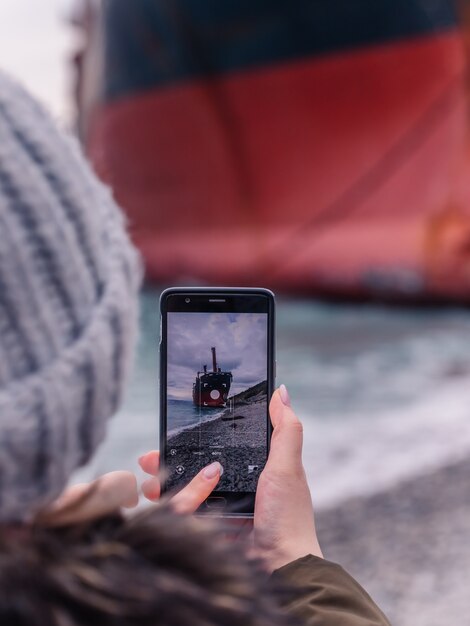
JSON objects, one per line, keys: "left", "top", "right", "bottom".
{"left": 77, "top": 288, "right": 470, "bottom": 509}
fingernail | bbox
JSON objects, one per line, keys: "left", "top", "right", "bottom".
{"left": 203, "top": 462, "right": 223, "bottom": 479}
{"left": 279, "top": 384, "right": 291, "bottom": 407}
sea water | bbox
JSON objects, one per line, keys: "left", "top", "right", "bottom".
{"left": 166, "top": 400, "right": 224, "bottom": 435}
{"left": 76, "top": 288, "right": 470, "bottom": 510}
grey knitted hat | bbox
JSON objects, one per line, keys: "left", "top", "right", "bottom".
{"left": 0, "top": 73, "right": 142, "bottom": 522}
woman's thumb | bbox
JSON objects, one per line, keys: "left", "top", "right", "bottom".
{"left": 266, "top": 387, "right": 304, "bottom": 474}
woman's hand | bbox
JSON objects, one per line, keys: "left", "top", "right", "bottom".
{"left": 41, "top": 458, "right": 223, "bottom": 526}
{"left": 253, "top": 385, "right": 322, "bottom": 571}
{"left": 140, "top": 386, "right": 321, "bottom": 571}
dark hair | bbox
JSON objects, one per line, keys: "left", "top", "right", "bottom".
{"left": 0, "top": 506, "right": 293, "bottom": 626}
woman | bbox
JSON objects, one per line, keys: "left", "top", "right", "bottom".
{"left": 0, "top": 71, "right": 390, "bottom": 626}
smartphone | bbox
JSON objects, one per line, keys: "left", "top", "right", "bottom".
{"left": 160, "top": 287, "right": 275, "bottom": 517}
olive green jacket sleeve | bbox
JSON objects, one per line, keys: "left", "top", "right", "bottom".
{"left": 271, "top": 555, "right": 391, "bottom": 626}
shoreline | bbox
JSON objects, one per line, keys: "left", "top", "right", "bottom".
{"left": 167, "top": 405, "right": 223, "bottom": 438}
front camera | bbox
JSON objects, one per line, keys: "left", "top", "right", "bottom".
{"left": 185, "top": 298, "right": 191, "bottom": 303}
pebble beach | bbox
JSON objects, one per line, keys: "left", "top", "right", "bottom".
{"left": 316, "top": 457, "right": 470, "bottom": 626}
{"left": 166, "top": 383, "right": 268, "bottom": 492}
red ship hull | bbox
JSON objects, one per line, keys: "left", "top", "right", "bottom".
{"left": 79, "top": 1, "right": 470, "bottom": 302}
{"left": 193, "top": 370, "right": 232, "bottom": 408}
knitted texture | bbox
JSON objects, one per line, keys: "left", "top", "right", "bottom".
{"left": 0, "top": 73, "right": 142, "bottom": 522}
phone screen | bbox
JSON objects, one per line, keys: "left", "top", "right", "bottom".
{"left": 160, "top": 290, "right": 274, "bottom": 513}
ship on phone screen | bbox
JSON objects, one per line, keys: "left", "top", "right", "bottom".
{"left": 166, "top": 312, "right": 268, "bottom": 492}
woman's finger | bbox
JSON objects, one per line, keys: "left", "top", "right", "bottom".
{"left": 170, "top": 462, "right": 223, "bottom": 514}
{"left": 141, "top": 476, "right": 161, "bottom": 502}
{"left": 138, "top": 450, "right": 160, "bottom": 476}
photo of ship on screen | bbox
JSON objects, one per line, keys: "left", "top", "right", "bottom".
{"left": 193, "top": 347, "right": 232, "bottom": 408}
{"left": 166, "top": 312, "right": 268, "bottom": 493}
